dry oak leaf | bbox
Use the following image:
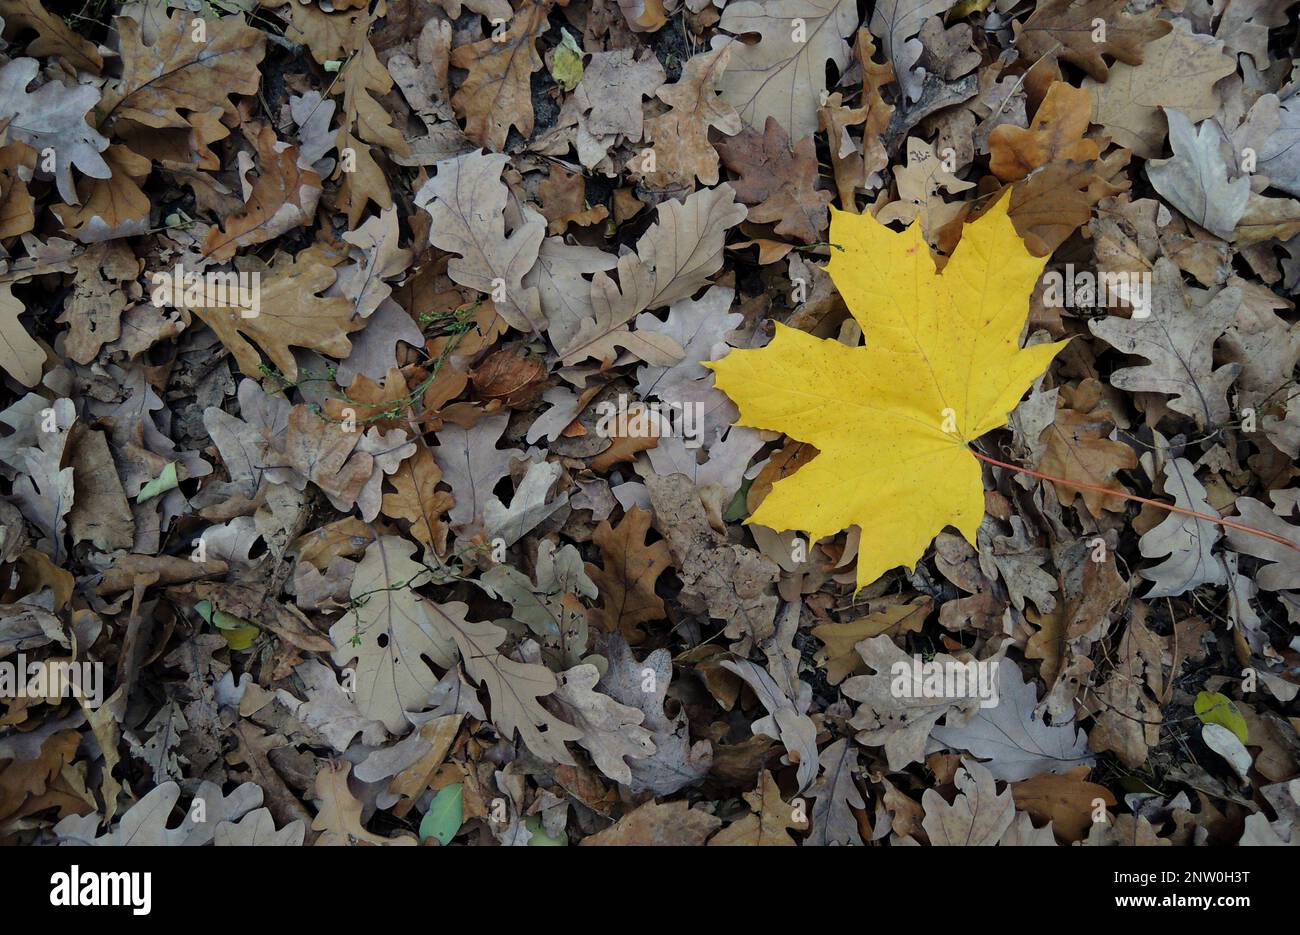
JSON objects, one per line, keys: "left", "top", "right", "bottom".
{"left": 57, "top": 241, "right": 138, "bottom": 364}
{"left": 380, "top": 446, "right": 454, "bottom": 557}
{"left": 0, "top": 729, "right": 79, "bottom": 822}
{"left": 1233, "top": 191, "right": 1300, "bottom": 247}
{"left": 323, "top": 366, "right": 413, "bottom": 430}
{"left": 1037, "top": 379, "right": 1138, "bottom": 517}
{"left": 1137, "top": 458, "right": 1227, "bottom": 599}
{"left": 270, "top": 406, "right": 375, "bottom": 514}
{"left": 0, "top": 0, "right": 103, "bottom": 73}
{"left": 573, "top": 47, "right": 665, "bottom": 140}
{"left": 0, "top": 140, "right": 37, "bottom": 240}
{"left": 52, "top": 143, "right": 151, "bottom": 243}
{"left": 636, "top": 42, "right": 742, "bottom": 191}
{"left": 331, "top": 543, "right": 579, "bottom": 766}
{"left": 820, "top": 28, "right": 894, "bottom": 210}
{"left": 450, "top": 1, "right": 549, "bottom": 151}
{"left": 920, "top": 757, "right": 1015, "bottom": 846}
{"left": 708, "top": 196, "right": 1067, "bottom": 591}
{"left": 54, "top": 780, "right": 263, "bottom": 846}
{"left": 415, "top": 150, "right": 545, "bottom": 335}
{"left": 811, "top": 597, "right": 930, "bottom": 684}
{"left": 471, "top": 347, "right": 546, "bottom": 407}
{"left": 203, "top": 123, "right": 323, "bottom": 261}
{"left": 746, "top": 438, "right": 817, "bottom": 512}
{"left": 1089, "top": 257, "right": 1242, "bottom": 428}
{"left": 0, "top": 281, "right": 44, "bottom": 387}
{"left": 715, "top": 0, "right": 859, "bottom": 140}
{"left": 335, "top": 125, "right": 394, "bottom": 227}
{"left": 66, "top": 424, "right": 134, "bottom": 552}
{"left": 482, "top": 458, "right": 568, "bottom": 547}
{"left": 551, "top": 663, "right": 655, "bottom": 785}
{"left": 1014, "top": 0, "right": 1170, "bottom": 83}
{"left": 299, "top": 71, "right": 387, "bottom": 222}
{"left": 273, "top": 0, "right": 366, "bottom": 65}
{"left": 989, "top": 82, "right": 1100, "bottom": 182}
{"left": 478, "top": 539, "right": 595, "bottom": 658}
{"left": 1011, "top": 766, "right": 1116, "bottom": 843}
{"left": 1001, "top": 150, "right": 1130, "bottom": 257}
{"left": 842, "top": 634, "right": 983, "bottom": 771}
{"left": 586, "top": 506, "right": 672, "bottom": 645}
{"left": 105, "top": 13, "right": 265, "bottom": 132}
{"left": 1224, "top": 496, "right": 1300, "bottom": 595}
{"left": 598, "top": 635, "right": 713, "bottom": 795}
{"left": 708, "top": 770, "right": 807, "bottom": 846}
{"left": 805, "top": 737, "right": 866, "bottom": 846}
{"left": 9, "top": 397, "right": 75, "bottom": 562}
{"left": 876, "top": 136, "right": 975, "bottom": 248}
{"left": 340, "top": 206, "right": 412, "bottom": 321}
{"left": 1259, "top": 89, "right": 1300, "bottom": 198}
{"left": 930, "top": 659, "right": 1093, "bottom": 782}
{"left": 868, "top": 0, "right": 950, "bottom": 103}
{"left": 589, "top": 402, "right": 660, "bottom": 472}
{"left": 715, "top": 117, "right": 833, "bottom": 244}
{"left": 329, "top": 536, "right": 456, "bottom": 733}
{"left": 335, "top": 32, "right": 410, "bottom": 156}
{"left": 522, "top": 237, "right": 616, "bottom": 351}
{"left": 557, "top": 183, "right": 744, "bottom": 366}
{"left": 647, "top": 473, "right": 781, "bottom": 647}
{"left": 429, "top": 412, "right": 521, "bottom": 528}
{"left": 580, "top": 799, "right": 722, "bottom": 846}
{"left": 215, "top": 809, "right": 306, "bottom": 847}
{"left": 1085, "top": 612, "right": 1165, "bottom": 769}
{"left": 0, "top": 57, "right": 111, "bottom": 205}
{"left": 312, "top": 761, "right": 418, "bottom": 846}
{"left": 819, "top": 92, "right": 869, "bottom": 210}
{"left": 1146, "top": 108, "right": 1249, "bottom": 241}
{"left": 51, "top": 782, "right": 183, "bottom": 846}
{"left": 189, "top": 255, "right": 362, "bottom": 382}
{"left": 432, "top": 607, "right": 582, "bottom": 765}
{"left": 537, "top": 165, "right": 593, "bottom": 234}
{"left": 616, "top": 0, "right": 667, "bottom": 33}
{"left": 1084, "top": 23, "right": 1236, "bottom": 159}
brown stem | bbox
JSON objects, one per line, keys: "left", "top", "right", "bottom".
{"left": 969, "top": 449, "right": 1300, "bottom": 554}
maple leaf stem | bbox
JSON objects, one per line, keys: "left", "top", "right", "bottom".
{"left": 969, "top": 449, "right": 1300, "bottom": 554}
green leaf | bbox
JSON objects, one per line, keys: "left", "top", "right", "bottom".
{"left": 1195, "top": 691, "right": 1248, "bottom": 743}
{"left": 949, "top": 0, "right": 992, "bottom": 17}
{"left": 524, "top": 814, "right": 566, "bottom": 846}
{"left": 723, "top": 478, "right": 753, "bottom": 522}
{"left": 137, "top": 461, "right": 178, "bottom": 502}
{"left": 550, "top": 29, "right": 584, "bottom": 92}
{"left": 216, "top": 621, "right": 260, "bottom": 651}
{"left": 194, "top": 600, "right": 260, "bottom": 651}
{"left": 419, "top": 783, "right": 464, "bottom": 846}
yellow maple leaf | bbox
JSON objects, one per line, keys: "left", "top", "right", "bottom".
{"left": 707, "top": 196, "right": 1068, "bottom": 591}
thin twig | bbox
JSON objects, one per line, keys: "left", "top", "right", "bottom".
{"left": 970, "top": 449, "right": 1300, "bottom": 553}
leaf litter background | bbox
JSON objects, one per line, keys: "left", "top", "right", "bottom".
{"left": 0, "top": 0, "right": 1298, "bottom": 846}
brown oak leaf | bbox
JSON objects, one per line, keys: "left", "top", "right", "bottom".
{"left": 716, "top": 117, "right": 833, "bottom": 244}
{"left": 450, "top": 2, "right": 548, "bottom": 151}
{"left": 586, "top": 507, "right": 671, "bottom": 645}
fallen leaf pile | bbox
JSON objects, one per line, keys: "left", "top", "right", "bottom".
{"left": 1, "top": 0, "right": 1298, "bottom": 848}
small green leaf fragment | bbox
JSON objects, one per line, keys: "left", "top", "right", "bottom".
{"left": 550, "top": 29, "right": 584, "bottom": 92}
{"left": 137, "top": 462, "right": 178, "bottom": 502}
{"left": 723, "top": 478, "right": 753, "bottom": 522}
{"left": 1195, "top": 691, "right": 1248, "bottom": 743}
{"left": 525, "top": 814, "right": 566, "bottom": 846}
{"left": 194, "top": 600, "right": 260, "bottom": 651}
{"left": 420, "top": 783, "right": 464, "bottom": 845}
